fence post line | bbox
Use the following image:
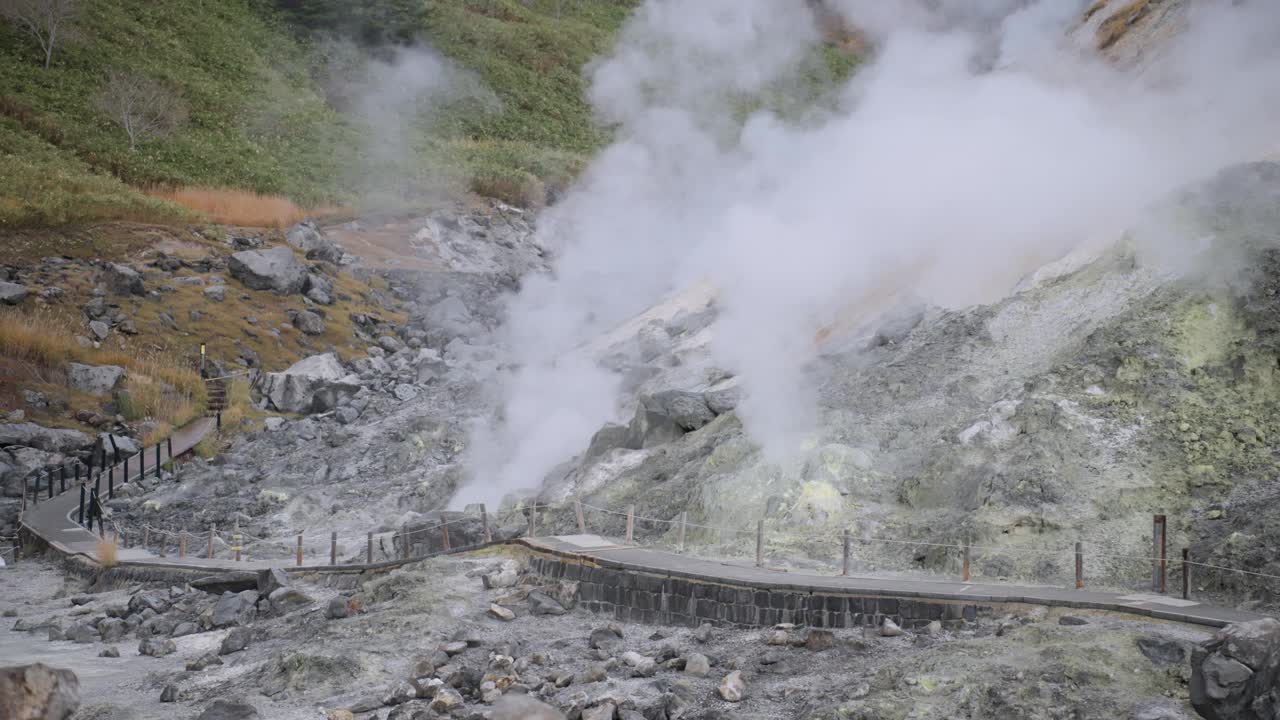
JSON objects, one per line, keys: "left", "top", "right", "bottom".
{"left": 1159, "top": 518, "right": 1168, "bottom": 594}
{"left": 442, "top": 522, "right": 451, "bottom": 551}
{"left": 329, "top": 531, "right": 337, "bottom": 565}
{"left": 296, "top": 534, "right": 303, "bottom": 567}
{"left": 124, "top": 455, "right": 130, "bottom": 484}
{"left": 367, "top": 531, "right": 373, "bottom": 563}
{"left": 962, "top": 536, "right": 971, "bottom": 582}
{"left": 625, "top": 505, "right": 635, "bottom": 544}
{"left": 480, "top": 504, "right": 492, "bottom": 544}
{"left": 108, "top": 465, "right": 114, "bottom": 499}
{"left": 756, "top": 519, "right": 764, "bottom": 568}
{"left": 180, "top": 529, "right": 187, "bottom": 559}
{"left": 233, "top": 520, "right": 241, "bottom": 562}
{"left": 155, "top": 444, "right": 161, "bottom": 480}
{"left": 143, "top": 526, "right": 150, "bottom": 549}
{"left": 78, "top": 481, "right": 85, "bottom": 525}
{"left": 59, "top": 465, "right": 66, "bottom": 494}
{"left": 1152, "top": 514, "right": 1166, "bottom": 593}
{"left": 122, "top": 529, "right": 128, "bottom": 549}
{"left": 158, "top": 531, "right": 166, "bottom": 558}
{"left": 21, "top": 476, "right": 27, "bottom": 513}
{"left": 842, "top": 529, "right": 851, "bottom": 576}
{"left": 677, "top": 511, "right": 687, "bottom": 554}
{"left": 167, "top": 437, "right": 174, "bottom": 467}
{"left": 207, "top": 524, "right": 215, "bottom": 559}
{"left": 1075, "top": 541, "right": 1084, "bottom": 589}
{"left": 1182, "top": 548, "right": 1190, "bottom": 600}
{"left": 575, "top": 499, "right": 586, "bottom": 534}
{"left": 109, "top": 435, "right": 120, "bottom": 464}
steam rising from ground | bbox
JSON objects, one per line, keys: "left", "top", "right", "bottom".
{"left": 454, "top": 0, "right": 1280, "bottom": 508}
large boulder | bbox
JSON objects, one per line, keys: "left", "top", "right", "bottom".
{"left": 0, "top": 663, "right": 80, "bottom": 719}
{"left": 0, "top": 282, "right": 27, "bottom": 306}
{"left": 104, "top": 264, "right": 145, "bottom": 296}
{"left": 0, "top": 423, "right": 90, "bottom": 453}
{"left": 228, "top": 246, "right": 307, "bottom": 294}
{"left": 196, "top": 698, "right": 260, "bottom": 720}
{"left": 284, "top": 222, "right": 343, "bottom": 264}
{"left": 65, "top": 363, "right": 126, "bottom": 397}
{"left": 645, "top": 390, "right": 715, "bottom": 431}
{"left": 262, "top": 354, "right": 362, "bottom": 414}
{"left": 210, "top": 590, "right": 259, "bottom": 629}
{"left": 1191, "top": 618, "right": 1280, "bottom": 720}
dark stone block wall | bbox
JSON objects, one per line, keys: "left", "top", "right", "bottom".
{"left": 527, "top": 553, "right": 985, "bottom": 629}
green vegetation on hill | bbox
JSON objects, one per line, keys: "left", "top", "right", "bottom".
{"left": 0, "top": 0, "right": 858, "bottom": 228}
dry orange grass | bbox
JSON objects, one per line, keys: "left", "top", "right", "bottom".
{"left": 97, "top": 537, "right": 119, "bottom": 567}
{"left": 148, "top": 188, "right": 343, "bottom": 228}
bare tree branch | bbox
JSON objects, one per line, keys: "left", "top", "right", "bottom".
{"left": 93, "top": 70, "right": 189, "bottom": 151}
{"left": 0, "top": 0, "right": 79, "bottom": 69}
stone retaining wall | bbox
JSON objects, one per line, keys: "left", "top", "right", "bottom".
{"left": 527, "top": 552, "right": 988, "bottom": 630}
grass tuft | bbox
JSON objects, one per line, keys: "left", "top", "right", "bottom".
{"left": 96, "top": 537, "right": 119, "bottom": 567}
{"left": 149, "top": 188, "right": 344, "bottom": 228}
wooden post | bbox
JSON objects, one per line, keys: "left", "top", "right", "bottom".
{"left": 677, "top": 511, "right": 687, "bottom": 554}
{"left": 296, "top": 534, "right": 303, "bottom": 566}
{"left": 78, "top": 480, "right": 85, "bottom": 525}
{"left": 59, "top": 465, "right": 66, "bottom": 494}
{"left": 122, "top": 529, "right": 129, "bottom": 549}
{"left": 625, "top": 505, "right": 635, "bottom": 543}
{"left": 124, "top": 455, "right": 130, "bottom": 484}
{"left": 480, "top": 504, "right": 491, "bottom": 543}
{"left": 155, "top": 444, "right": 161, "bottom": 480}
{"left": 1075, "top": 541, "right": 1084, "bottom": 589}
{"left": 756, "top": 519, "right": 764, "bottom": 568}
{"left": 108, "top": 465, "right": 114, "bottom": 498}
{"left": 233, "top": 520, "right": 241, "bottom": 562}
{"left": 842, "top": 529, "right": 851, "bottom": 576}
{"left": 442, "top": 523, "right": 451, "bottom": 552}
{"left": 330, "top": 531, "right": 337, "bottom": 566}
{"left": 143, "top": 526, "right": 150, "bottom": 549}
{"left": 180, "top": 530, "right": 187, "bottom": 559}
{"left": 575, "top": 498, "right": 586, "bottom": 534}
{"left": 21, "top": 476, "right": 27, "bottom": 513}
{"left": 207, "top": 524, "right": 215, "bottom": 559}
{"left": 158, "top": 531, "right": 166, "bottom": 558}
{"left": 167, "top": 437, "right": 174, "bottom": 467}
{"left": 1182, "top": 548, "right": 1190, "bottom": 600}
{"left": 400, "top": 523, "right": 408, "bottom": 559}
{"left": 962, "top": 538, "right": 971, "bottom": 582}
{"left": 528, "top": 503, "right": 537, "bottom": 538}
{"left": 1152, "top": 515, "right": 1166, "bottom": 593}
{"left": 367, "top": 531, "right": 373, "bottom": 564}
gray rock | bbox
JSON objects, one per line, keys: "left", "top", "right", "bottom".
{"left": 268, "top": 587, "right": 312, "bottom": 614}
{"left": 257, "top": 568, "right": 290, "bottom": 595}
{"left": 219, "top": 627, "right": 250, "bottom": 655}
{"left": 579, "top": 666, "right": 607, "bottom": 684}
{"left": 804, "top": 628, "right": 835, "bottom": 651}
{"left": 99, "top": 433, "right": 139, "bottom": 456}
{"left": 88, "top": 321, "right": 110, "bottom": 341}
{"left": 262, "top": 354, "right": 360, "bottom": 414}
{"left": 327, "top": 596, "right": 350, "bottom": 620}
{"left": 703, "top": 381, "right": 741, "bottom": 415}
{"left": 647, "top": 390, "right": 716, "bottom": 431}
{"left": 139, "top": 637, "right": 176, "bottom": 657}
{"left": 1137, "top": 636, "right": 1186, "bottom": 665}
{"left": 99, "top": 646, "right": 120, "bottom": 658}
{"left": 1058, "top": 616, "right": 1089, "bottom": 626}
{"left": 880, "top": 618, "right": 904, "bottom": 637}
{"left": 105, "top": 264, "right": 145, "bottom": 295}
{"left": 1191, "top": 618, "right": 1280, "bottom": 720}
{"left": 211, "top": 590, "right": 258, "bottom": 628}
{"left": 171, "top": 622, "right": 197, "bottom": 638}
{"left": 160, "top": 684, "right": 178, "bottom": 702}
{"left": 128, "top": 592, "right": 171, "bottom": 615}
{"left": 492, "top": 695, "right": 566, "bottom": 720}
{"left": 186, "top": 653, "right": 224, "bottom": 672}
{"left": 66, "top": 363, "right": 126, "bottom": 396}
{"left": 0, "top": 422, "right": 90, "bottom": 453}
{"left": 393, "top": 384, "right": 419, "bottom": 402}
{"left": 583, "top": 702, "right": 616, "bottom": 720}
{"left": 196, "top": 697, "right": 260, "bottom": 720}
{"left": 335, "top": 406, "right": 360, "bottom": 425}
{"left": 624, "top": 400, "right": 685, "bottom": 450}
{"left": 228, "top": 246, "right": 307, "bottom": 294}
{"left": 718, "top": 670, "right": 746, "bottom": 702}
{"left": 293, "top": 310, "right": 325, "bottom": 336}
{"left": 684, "top": 653, "right": 710, "bottom": 677}
{"left": 285, "top": 222, "right": 343, "bottom": 263}
{"left": 82, "top": 296, "right": 107, "bottom": 319}
{"left": 98, "top": 618, "right": 127, "bottom": 642}
{"left": 203, "top": 285, "right": 226, "bottom": 302}
{"left": 528, "top": 590, "right": 566, "bottom": 616}
{"left": 378, "top": 335, "right": 405, "bottom": 353}
{"left": 585, "top": 423, "right": 631, "bottom": 461}
{"left": 488, "top": 604, "right": 515, "bottom": 621}
{"left": 0, "top": 664, "right": 80, "bottom": 719}
{"left": 65, "top": 623, "right": 96, "bottom": 644}
{"left": 429, "top": 688, "right": 463, "bottom": 712}
{"left": 0, "top": 281, "right": 27, "bottom": 305}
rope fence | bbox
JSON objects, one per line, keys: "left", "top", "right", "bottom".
{"left": 14, "top": 442, "right": 1280, "bottom": 604}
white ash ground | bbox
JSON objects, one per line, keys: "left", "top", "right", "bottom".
{"left": 1, "top": 550, "right": 1212, "bottom": 720}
